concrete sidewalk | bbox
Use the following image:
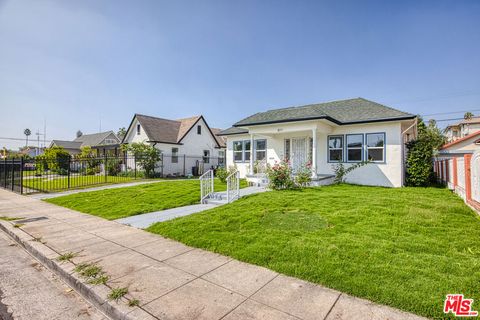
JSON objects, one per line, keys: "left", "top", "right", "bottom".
{"left": 0, "top": 189, "right": 425, "bottom": 320}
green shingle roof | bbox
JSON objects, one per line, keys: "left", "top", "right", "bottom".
{"left": 233, "top": 98, "right": 415, "bottom": 127}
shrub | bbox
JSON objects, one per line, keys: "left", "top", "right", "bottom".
{"left": 106, "top": 158, "right": 121, "bottom": 176}
{"left": 267, "top": 160, "right": 295, "bottom": 190}
{"left": 215, "top": 167, "right": 228, "bottom": 183}
{"left": 41, "top": 146, "right": 71, "bottom": 174}
{"left": 123, "top": 143, "right": 161, "bottom": 178}
{"left": 295, "top": 162, "right": 312, "bottom": 187}
{"left": 405, "top": 118, "right": 446, "bottom": 187}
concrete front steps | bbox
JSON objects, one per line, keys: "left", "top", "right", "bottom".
{"left": 204, "top": 186, "right": 267, "bottom": 205}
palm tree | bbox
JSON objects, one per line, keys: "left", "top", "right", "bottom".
{"left": 464, "top": 112, "right": 474, "bottom": 120}
{"left": 24, "top": 128, "right": 31, "bottom": 147}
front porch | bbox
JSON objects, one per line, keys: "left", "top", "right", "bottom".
{"left": 239, "top": 120, "right": 335, "bottom": 181}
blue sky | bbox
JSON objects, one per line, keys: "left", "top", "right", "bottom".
{"left": 1, "top": 0, "right": 479, "bottom": 149}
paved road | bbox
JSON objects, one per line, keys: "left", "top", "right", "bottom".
{"left": 0, "top": 232, "right": 108, "bottom": 320}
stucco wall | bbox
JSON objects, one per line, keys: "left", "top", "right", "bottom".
{"left": 225, "top": 120, "right": 405, "bottom": 187}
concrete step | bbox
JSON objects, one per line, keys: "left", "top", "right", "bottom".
{"left": 205, "top": 199, "right": 228, "bottom": 205}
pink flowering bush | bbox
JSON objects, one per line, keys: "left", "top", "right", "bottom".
{"left": 266, "top": 160, "right": 295, "bottom": 190}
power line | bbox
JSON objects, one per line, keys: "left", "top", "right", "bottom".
{"left": 0, "top": 136, "right": 52, "bottom": 143}
{"left": 421, "top": 109, "right": 480, "bottom": 117}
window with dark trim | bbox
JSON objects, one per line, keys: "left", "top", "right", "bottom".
{"left": 197, "top": 125, "right": 202, "bottom": 135}
{"left": 255, "top": 139, "right": 266, "bottom": 161}
{"left": 366, "top": 133, "right": 385, "bottom": 162}
{"left": 233, "top": 141, "right": 243, "bottom": 162}
{"left": 136, "top": 124, "right": 141, "bottom": 135}
{"left": 346, "top": 134, "right": 363, "bottom": 162}
{"left": 171, "top": 147, "right": 178, "bottom": 163}
{"left": 203, "top": 150, "right": 210, "bottom": 163}
{"left": 328, "top": 135, "right": 343, "bottom": 162}
{"left": 244, "top": 140, "right": 251, "bottom": 162}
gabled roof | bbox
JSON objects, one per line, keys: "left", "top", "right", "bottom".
{"left": 126, "top": 114, "right": 222, "bottom": 147}
{"left": 440, "top": 131, "right": 480, "bottom": 150}
{"left": 50, "top": 140, "right": 83, "bottom": 149}
{"left": 233, "top": 98, "right": 415, "bottom": 127}
{"left": 74, "top": 131, "right": 120, "bottom": 146}
{"left": 210, "top": 128, "right": 227, "bottom": 147}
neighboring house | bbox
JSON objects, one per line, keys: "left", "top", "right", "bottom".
{"left": 219, "top": 98, "right": 417, "bottom": 187}
{"left": 49, "top": 131, "right": 121, "bottom": 156}
{"left": 438, "top": 131, "right": 480, "bottom": 155}
{"left": 19, "top": 147, "right": 44, "bottom": 157}
{"left": 122, "top": 114, "right": 225, "bottom": 176}
{"left": 444, "top": 116, "right": 480, "bottom": 142}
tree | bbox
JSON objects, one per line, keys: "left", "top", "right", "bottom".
{"left": 124, "top": 143, "right": 161, "bottom": 178}
{"left": 464, "top": 112, "right": 474, "bottom": 120}
{"left": 405, "top": 117, "right": 447, "bottom": 187}
{"left": 117, "top": 127, "right": 126, "bottom": 140}
{"left": 39, "top": 146, "right": 71, "bottom": 174}
{"left": 76, "top": 130, "right": 83, "bottom": 138}
{"left": 24, "top": 128, "right": 31, "bottom": 147}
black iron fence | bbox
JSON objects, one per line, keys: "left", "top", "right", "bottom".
{"left": 0, "top": 159, "right": 23, "bottom": 193}
{"left": 0, "top": 153, "right": 226, "bottom": 194}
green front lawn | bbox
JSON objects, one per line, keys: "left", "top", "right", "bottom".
{"left": 24, "top": 175, "right": 135, "bottom": 192}
{"left": 46, "top": 179, "right": 247, "bottom": 220}
{"left": 147, "top": 184, "right": 480, "bottom": 319}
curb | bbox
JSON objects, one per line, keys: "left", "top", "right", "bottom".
{"left": 0, "top": 220, "right": 153, "bottom": 320}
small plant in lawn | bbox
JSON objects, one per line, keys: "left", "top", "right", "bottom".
{"left": 267, "top": 160, "right": 295, "bottom": 190}
{"left": 57, "top": 252, "right": 77, "bottom": 262}
{"left": 128, "top": 299, "right": 140, "bottom": 307}
{"left": 0, "top": 216, "right": 23, "bottom": 221}
{"left": 108, "top": 287, "right": 128, "bottom": 301}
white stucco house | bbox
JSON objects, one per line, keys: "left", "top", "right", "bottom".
{"left": 218, "top": 98, "right": 417, "bottom": 187}
{"left": 122, "top": 114, "right": 226, "bottom": 176}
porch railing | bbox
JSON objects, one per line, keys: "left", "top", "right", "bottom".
{"left": 200, "top": 169, "right": 214, "bottom": 204}
{"left": 226, "top": 169, "right": 240, "bottom": 203}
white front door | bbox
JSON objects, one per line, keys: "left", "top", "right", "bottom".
{"left": 291, "top": 138, "right": 307, "bottom": 172}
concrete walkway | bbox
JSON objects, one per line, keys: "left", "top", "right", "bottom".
{"left": 116, "top": 204, "right": 218, "bottom": 228}
{"left": 0, "top": 189, "right": 426, "bottom": 320}
{"left": 29, "top": 178, "right": 191, "bottom": 200}
{"left": 116, "top": 186, "right": 267, "bottom": 228}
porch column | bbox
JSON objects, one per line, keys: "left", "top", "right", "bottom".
{"left": 311, "top": 128, "right": 317, "bottom": 178}
{"left": 249, "top": 134, "right": 254, "bottom": 175}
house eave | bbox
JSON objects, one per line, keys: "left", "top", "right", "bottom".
{"left": 233, "top": 115, "right": 416, "bottom": 128}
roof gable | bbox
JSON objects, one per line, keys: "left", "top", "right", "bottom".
{"left": 74, "top": 131, "right": 119, "bottom": 146}
{"left": 127, "top": 114, "right": 221, "bottom": 147}
{"left": 233, "top": 98, "right": 414, "bottom": 127}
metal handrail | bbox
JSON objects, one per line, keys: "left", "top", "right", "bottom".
{"left": 200, "top": 169, "right": 214, "bottom": 204}
{"left": 226, "top": 170, "right": 240, "bottom": 203}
